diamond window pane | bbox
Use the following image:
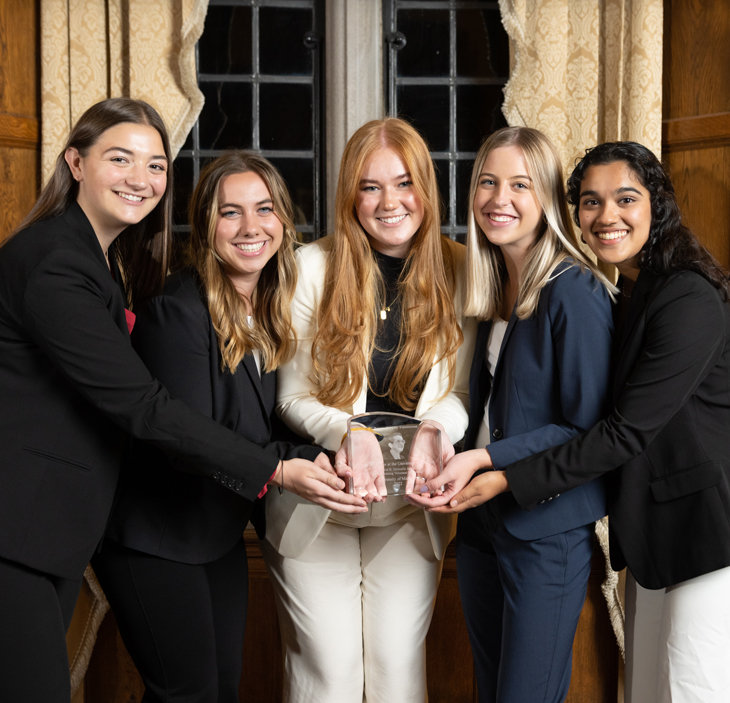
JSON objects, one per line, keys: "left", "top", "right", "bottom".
{"left": 198, "top": 82, "right": 253, "bottom": 150}
{"left": 456, "top": 84, "right": 508, "bottom": 152}
{"left": 456, "top": 9, "right": 509, "bottom": 78}
{"left": 259, "top": 8, "right": 313, "bottom": 75}
{"left": 396, "top": 9, "right": 450, "bottom": 77}
{"left": 198, "top": 6, "right": 252, "bottom": 75}
{"left": 397, "top": 85, "right": 450, "bottom": 152}
{"left": 260, "top": 83, "right": 313, "bottom": 151}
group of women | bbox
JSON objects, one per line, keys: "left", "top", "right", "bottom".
{"left": 0, "top": 95, "right": 727, "bottom": 703}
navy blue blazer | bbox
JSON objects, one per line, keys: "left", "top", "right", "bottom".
{"left": 460, "top": 261, "right": 613, "bottom": 543}
{"left": 508, "top": 269, "right": 730, "bottom": 588}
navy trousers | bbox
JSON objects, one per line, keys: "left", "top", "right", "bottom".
{"left": 456, "top": 523, "right": 594, "bottom": 703}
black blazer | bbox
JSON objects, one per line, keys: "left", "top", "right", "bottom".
{"left": 507, "top": 269, "right": 730, "bottom": 589}
{"left": 0, "top": 204, "right": 281, "bottom": 580}
{"left": 460, "top": 262, "right": 611, "bottom": 545}
{"left": 107, "top": 269, "right": 321, "bottom": 564}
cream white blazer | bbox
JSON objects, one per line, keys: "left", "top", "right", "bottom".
{"left": 266, "top": 236, "right": 476, "bottom": 560}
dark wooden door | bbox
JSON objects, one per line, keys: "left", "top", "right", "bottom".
{"left": 0, "top": 0, "right": 39, "bottom": 243}
{"left": 662, "top": 0, "right": 730, "bottom": 269}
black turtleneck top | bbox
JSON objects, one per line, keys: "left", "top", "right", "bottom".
{"left": 366, "top": 251, "right": 415, "bottom": 416}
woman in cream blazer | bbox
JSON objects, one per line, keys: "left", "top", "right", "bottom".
{"left": 263, "top": 118, "right": 475, "bottom": 703}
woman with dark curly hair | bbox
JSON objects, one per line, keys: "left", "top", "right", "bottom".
{"left": 422, "top": 141, "right": 730, "bottom": 702}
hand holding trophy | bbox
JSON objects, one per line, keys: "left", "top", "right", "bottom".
{"left": 342, "top": 413, "right": 448, "bottom": 498}
{"left": 334, "top": 427, "right": 386, "bottom": 502}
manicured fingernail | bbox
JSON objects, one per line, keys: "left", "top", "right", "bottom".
{"left": 420, "top": 485, "right": 429, "bottom": 493}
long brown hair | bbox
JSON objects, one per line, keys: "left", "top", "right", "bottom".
{"left": 465, "top": 127, "right": 616, "bottom": 320}
{"left": 10, "top": 98, "right": 173, "bottom": 309}
{"left": 186, "top": 151, "right": 298, "bottom": 373}
{"left": 312, "top": 118, "right": 463, "bottom": 411}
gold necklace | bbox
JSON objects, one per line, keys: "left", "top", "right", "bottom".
{"left": 380, "top": 293, "right": 399, "bottom": 320}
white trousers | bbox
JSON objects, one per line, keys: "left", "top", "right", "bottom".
{"left": 625, "top": 566, "right": 730, "bottom": 703}
{"left": 261, "top": 510, "right": 442, "bottom": 703}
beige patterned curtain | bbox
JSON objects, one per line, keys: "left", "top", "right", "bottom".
{"left": 40, "top": 2, "right": 209, "bottom": 696}
{"left": 497, "top": 0, "right": 663, "bottom": 659}
{"left": 40, "top": 0, "right": 209, "bottom": 184}
{"left": 499, "top": 0, "right": 662, "bottom": 171}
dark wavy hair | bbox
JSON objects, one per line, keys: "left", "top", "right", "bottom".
{"left": 567, "top": 141, "right": 730, "bottom": 300}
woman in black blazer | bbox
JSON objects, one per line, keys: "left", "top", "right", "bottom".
{"left": 0, "top": 99, "right": 365, "bottom": 703}
{"left": 92, "top": 150, "right": 354, "bottom": 703}
{"left": 424, "top": 142, "right": 730, "bottom": 702}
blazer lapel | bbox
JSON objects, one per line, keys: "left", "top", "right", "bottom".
{"left": 474, "top": 320, "right": 493, "bottom": 399}
{"left": 63, "top": 203, "right": 128, "bottom": 334}
{"left": 241, "top": 353, "right": 271, "bottom": 430}
{"left": 63, "top": 201, "right": 114, "bottom": 273}
{"left": 490, "top": 307, "right": 518, "bottom": 400}
{"left": 616, "top": 271, "right": 655, "bottom": 359}
{"left": 613, "top": 270, "right": 666, "bottom": 398}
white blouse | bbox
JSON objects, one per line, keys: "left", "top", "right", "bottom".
{"left": 474, "top": 319, "right": 509, "bottom": 449}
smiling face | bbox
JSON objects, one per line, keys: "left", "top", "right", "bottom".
{"left": 388, "top": 434, "right": 405, "bottom": 458}
{"left": 473, "top": 145, "right": 543, "bottom": 265}
{"left": 577, "top": 160, "right": 652, "bottom": 280}
{"left": 355, "top": 147, "right": 425, "bottom": 258}
{"left": 65, "top": 122, "right": 168, "bottom": 249}
{"left": 213, "top": 171, "right": 284, "bottom": 299}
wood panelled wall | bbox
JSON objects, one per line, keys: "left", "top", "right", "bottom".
{"left": 0, "top": 0, "right": 39, "bottom": 242}
{"left": 2, "top": 0, "right": 729, "bottom": 701}
{"left": 662, "top": 0, "right": 730, "bottom": 268}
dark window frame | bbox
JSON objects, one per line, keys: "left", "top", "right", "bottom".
{"left": 175, "top": 0, "right": 326, "bottom": 241}
{"left": 383, "top": 0, "right": 508, "bottom": 241}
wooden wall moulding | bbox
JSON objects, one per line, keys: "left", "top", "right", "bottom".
{"left": 662, "top": 112, "right": 730, "bottom": 153}
{"left": 0, "top": 113, "right": 39, "bottom": 150}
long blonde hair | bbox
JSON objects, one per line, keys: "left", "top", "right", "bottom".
{"left": 312, "top": 118, "right": 463, "bottom": 411}
{"left": 186, "top": 151, "right": 298, "bottom": 373}
{"left": 465, "top": 127, "right": 616, "bottom": 320}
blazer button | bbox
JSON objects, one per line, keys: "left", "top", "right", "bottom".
{"left": 492, "top": 428, "right": 503, "bottom": 439}
{"left": 213, "top": 471, "right": 221, "bottom": 480}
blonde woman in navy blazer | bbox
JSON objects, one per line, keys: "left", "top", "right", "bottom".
{"left": 411, "top": 127, "right": 615, "bottom": 703}
{"left": 432, "top": 141, "right": 730, "bottom": 702}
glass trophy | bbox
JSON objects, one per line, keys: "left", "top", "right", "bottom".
{"left": 345, "top": 412, "right": 443, "bottom": 496}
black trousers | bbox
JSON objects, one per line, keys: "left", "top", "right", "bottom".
{"left": 0, "top": 556, "right": 81, "bottom": 703}
{"left": 92, "top": 538, "right": 249, "bottom": 703}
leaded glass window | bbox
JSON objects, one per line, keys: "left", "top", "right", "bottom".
{"left": 384, "top": 1, "right": 510, "bottom": 241}
{"left": 174, "top": 0, "right": 325, "bottom": 242}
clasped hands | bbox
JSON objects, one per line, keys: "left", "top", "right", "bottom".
{"left": 404, "top": 448, "right": 511, "bottom": 513}
{"left": 332, "top": 420, "right": 455, "bottom": 503}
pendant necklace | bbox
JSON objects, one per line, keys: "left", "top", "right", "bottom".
{"left": 380, "top": 293, "right": 398, "bottom": 320}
